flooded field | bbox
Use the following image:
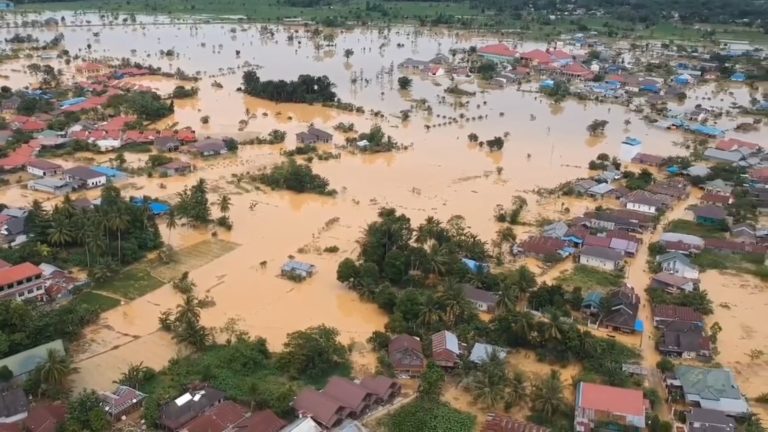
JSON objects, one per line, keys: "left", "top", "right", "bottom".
{"left": 0, "top": 13, "right": 765, "bottom": 391}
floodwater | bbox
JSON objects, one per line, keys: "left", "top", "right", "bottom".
{"left": 0, "top": 13, "right": 765, "bottom": 391}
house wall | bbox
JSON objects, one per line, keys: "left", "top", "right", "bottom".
{"left": 86, "top": 176, "right": 107, "bottom": 188}
{"left": 575, "top": 407, "right": 645, "bottom": 430}
{"left": 0, "top": 411, "right": 28, "bottom": 423}
{"left": 660, "top": 261, "right": 699, "bottom": 279}
{"left": 0, "top": 277, "right": 46, "bottom": 301}
{"left": 627, "top": 202, "right": 657, "bottom": 214}
{"left": 26, "top": 166, "right": 60, "bottom": 177}
{"left": 579, "top": 255, "right": 616, "bottom": 271}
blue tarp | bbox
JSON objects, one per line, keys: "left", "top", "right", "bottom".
{"left": 622, "top": 137, "right": 641, "bottom": 146}
{"left": 730, "top": 72, "right": 746, "bottom": 82}
{"left": 461, "top": 258, "right": 490, "bottom": 274}
{"left": 674, "top": 75, "right": 691, "bottom": 85}
{"left": 131, "top": 198, "right": 171, "bottom": 215}
{"left": 667, "top": 166, "right": 681, "bottom": 174}
{"left": 92, "top": 166, "right": 124, "bottom": 178}
{"left": 59, "top": 97, "right": 87, "bottom": 108}
{"left": 561, "top": 235, "right": 583, "bottom": 245}
{"left": 689, "top": 124, "right": 724, "bottom": 137}
{"left": 539, "top": 79, "right": 555, "bottom": 90}
{"left": 634, "top": 319, "right": 645, "bottom": 333}
{"left": 639, "top": 84, "right": 660, "bottom": 93}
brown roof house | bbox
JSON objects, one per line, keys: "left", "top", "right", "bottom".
{"left": 25, "top": 159, "right": 62, "bottom": 177}
{"left": 0, "top": 402, "right": 66, "bottom": 432}
{"left": 296, "top": 127, "right": 333, "bottom": 145}
{"left": 658, "top": 321, "right": 711, "bottom": 359}
{"left": 322, "top": 377, "right": 374, "bottom": 418}
{"left": 388, "top": 335, "right": 426, "bottom": 376}
{"left": 431, "top": 330, "right": 462, "bottom": 368}
{"left": 359, "top": 376, "right": 401, "bottom": 404}
{"left": 292, "top": 389, "right": 345, "bottom": 429}
{"left": 99, "top": 385, "right": 146, "bottom": 421}
{"left": 650, "top": 272, "right": 697, "bottom": 293}
{"left": 574, "top": 382, "right": 646, "bottom": 431}
{"left": 186, "top": 138, "right": 228, "bottom": 157}
{"left": 482, "top": 414, "right": 550, "bottom": 432}
{"left": 600, "top": 285, "right": 641, "bottom": 333}
{"left": 158, "top": 160, "right": 193, "bottom": 177}
{"left": 652, "top": 305, "right": 704, "bottom": 328}
{"left": 155, "top": 136, "right": 181, "bottom": 152}
{"left": 159, "top": 387, "right": 226, "bottom": 431}
{"left": 462, "top": 284, "right": 498, "bottom": 314}
{"left": 516, "top": 236, "right": 568, "bottom": 260}
{"left": 179, "top": 401, "right": 286, "bottom": 432}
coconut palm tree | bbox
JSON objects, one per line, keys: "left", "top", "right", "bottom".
{"left": 165, "top": 208, "right": 178, "bottom": 242}
{"left": 37, "top": 348, "right": 75, "bottom": 397}
{"left": 109, "top": 209, "right": 131, "bottom": 263}
{"left": 175, "top": 293, "right": 202, "bottom": 326}
{"left": 216, "top": 194, "right": 232, "bottom": 214}
{"left": 47, "top": 214, "right": 74, "bottom": 247}
{"left": 417, "top": 298, "right": 442, "bottom": 331}
{"left": 505, "top": 369, "right": 528, "bottom": 409}
{"left": 530, "top": 369, "right": 566, "bottom": 419}
{"left": 436, "top": 279, "right": 468, "bottom": 327}
{"left": 115, "top": 361, "right": 153, "bottom": 390}
{"left": 173, "top": 319, "right": 211, "bottom": 351}
{"left": 495, "top": 284, "right": 520, "bottom": 314}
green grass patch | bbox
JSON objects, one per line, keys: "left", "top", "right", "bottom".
{"left": 555, "top": 264, "right": 624, "bottom": 292}
{"left": 665, "top": 219, "right": 727, "bottom": 239}
{"left": 693, "top": 249, "right": 768, "bottom": 280}
{"left": 72, "top": 291, "right": 122, "bottom": 312}
{"left": 149, "top": 238, "right": 240, "bottom": 282}
{"left": 381, "top": 398, "right": 476, "bottom": 432}
{"left": 94, "top": 267, "right": 165, "bottom": 300}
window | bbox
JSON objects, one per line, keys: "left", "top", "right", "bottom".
{"left": 27, "top": 289, "right": 33, "bottom": 294}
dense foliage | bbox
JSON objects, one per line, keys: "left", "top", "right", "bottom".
{"left": 254, "top": 159, "right": 336, "bottom": 195}
{"left": 277, "top": 325, "right": 351, "bottom": 382}
{"left": 354, "top": 125, "right": 400, "bottom": 153}
{"left": 106, "top": 91, "right": 174, "bottom": 121}
{"left": 174, "top": 179, "right": 213, "bottom": 224}
{"left": 241, "top": 70, "right": 337, "bottom": 103}
{"left": 646, "top": 286, "right": 714, "bottom": 315}
{"left": 62, "top": 390, "right": 110, "bottom": 432}
{"left": 383, "top": 398, "right": 475, "bottom": 432}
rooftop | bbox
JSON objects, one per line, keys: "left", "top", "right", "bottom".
{"left": 0, "top": 262, "right": 41, "bottom": 287}
{"left": 675, "top": 365, "right": 745, "bottom": 402}
{"left": 580, "top": 245, "right": 624, "bottom": 262}
{"left": 576, "top": 382, "right": 645, "bottom": 417}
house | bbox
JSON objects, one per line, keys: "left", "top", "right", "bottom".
{"left": 155, "top": 136, "right": 181, "bottom": 152}
{"left": 292, "top": 389, "right": 344, "bottom": 429}
{"left": 586, "top": 183, "right": 614, "bottom": 198}
{"left": 0, "top": 386, "right": 28, "bottom": 424}
{"left": 647, "top": 178, "right": 690, "bottom": 199}
{"left": 478, "top": 43, "right": 518, "bottom": 62}
{"left": 659, "top": 232, "right": 704, "bottom": 254}
{"left": 469, "top": 343, "right": 507, "bottom": 364}
{"left": 0, "top": 263, "right": 46, "bottom": 301}
{"left": 579, "top": 245, "right": 624, "bottom": 271}
{"left": 462, "top": 284, "right": 498, "bottom": 314}
{"left": 0, "top": 402, "right": 66, "bottom": 432}
{"left": 62, "top": 166, "right": 107, "bottom": 189}
{"left": 280, "top": 260, "right": 316, "bottom": 280}
{"left": 572, "top": 179, "right": 597, "bottom": 195}
{"left": 159, "top": 387, "right": 227, "bottom": 431}
{"left": 658, "top": 321, "right": 711, "bottom": 359}
{"left": 75, "top": 62, "right": 108, "bottom": 76}
{"left": 687, "top": 408, "right": 736, "bottom": 432}
{"left": 428, "top": 65, "right": 444, "bottom": 76}
{"left": 27, "top": 178, "right": 72, "bottom": 196}
{"left": 520, "top": 49, "right": 553, "bottom": 66}
{"left": 180, "top": 402, "right": 285, "bottom": 432}
{"left": 516, "top": 236, "right": 568, "bottom": 259}
{"left": 461, "top": 258, "right": 490, "bottom": 274}
{"left": 631, "top": 152, "right": 666, "bottom": 167}
{"left": 581, "top": 291, "right": 603, "bottom": 315}
{"left": 25, "top": 159, "right": 61, "bottom": 177}
{"left": 388, "top": 335, "right": 425, "bottom": 376}
{"left": 358, "top": 376, "right": 401, "bottom": 404}
{"left": 715, "top": 138, "right": 761, "bottom": 154}
{"left": 481, "top": 414, "right": 550, "bottom": 432}
{"left": 601, "top": 285, "right": 641, "bottom": 333}
{"left": 431, "top": 330, "right": 461, "bottom": 368}
{"left": 731, "top": 223, "right": 757, "bottom": 244}
{"left": 321, "top": 377, "right": 373, "bottom": 419}
{"left": 666, "top": 366, "right": 750, "bottom": 416}
{"left": 158, "top": 160, "right": 193, "bottom": 177}
{"left": 574, "top": 382, "right": 646, "bottom": 432}
{"left": 99, "top": 385, "right": 146, "bottom": 420}
{"left": 622, "top": 192, "right": 665, "bottom": 214}
{"left": 397, "top": 58, "right": 429, "bottom": 70}
{"left": 703, "top": 179, "right": 734, "bottom": 196}
{"left": 541, "top": 221, "right": 568, "bottom": 239}
{"left": 0, "top": 340, "right": 64, "bottom": 381}
{"left": 691, "top": 205, "right": 728, "bottom": 226}
{"left": 656, "top": 252, "right": 700, "bottom": 279}
{"left": 686, "top": 165, "right": 711, "bottom": 177}
{"left": 296, "top": 127, "right": 333, "bottom": 145}
{"left": 583, "top": 235, "right": 639, "bottom": 257}
{"left": 280, "top": 417, "right": 322, "bottom": 432}
{"left": 583, "top": 209, "right": 655, "bottom": 232}
{"left": 749, "top": 167, "right": 768, "bottom": 185}
{"left": 701, "top": 193, "right": 733, "bottom": 206}
{"left": 187, "top": 138, "right": 228, "bottom": 157}
{"left": 703, "top": 148, "right": 743, "bottom": 164}
{"left": 651, "top": 272, "right": 696, "bottom": 293}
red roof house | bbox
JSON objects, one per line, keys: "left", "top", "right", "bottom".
{"left": 561, "top": 62, "right": 593, "bottom": 79}
{"left": 550, "top": 49, "right": 572, "bottom": 60}
{"left": 715, "top": 138, "right": 761, "bottom": 153}
{"left": 478, "top": 43, "right": 518, "bottom": 59}
{"left": 388, "top": 334, "right": 426, "bottom": 376}
{"left": 575, "top": 382, "right": 646, "bottom": 431}
{"left": 520, "top": 49, "right": 552, "bottom": 65}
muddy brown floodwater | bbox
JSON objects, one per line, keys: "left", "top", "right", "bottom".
{"left": 0, "top": 13, "right": 765, "bottom": 392}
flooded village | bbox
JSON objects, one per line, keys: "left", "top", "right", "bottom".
{"left": 0, "top": 5, "right": 765, "bottom": 432}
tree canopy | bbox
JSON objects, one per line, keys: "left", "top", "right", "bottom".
{"left": 241, "top": 70, "right": 337, "bottom": 103}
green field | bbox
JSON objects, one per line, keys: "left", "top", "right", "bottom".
{"left": 150, "top": 238, "right": 240, "bottom": 282}
{"left": 94, "top": 267, "right": 165, "bottom": 300}
{"left": 665, "top": 219, "right": 727, "bottom": 239}
{"left": 72, "top": 290, "right": 122, "bottom": 311}
{"left": 555, "top": 264, "right": 624, "bottom": 292}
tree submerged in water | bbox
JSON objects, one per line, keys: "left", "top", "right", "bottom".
{"left": 240, "top": 70, "right": 337, "bottom": 104}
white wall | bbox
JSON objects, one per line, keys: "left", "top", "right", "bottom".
{"left": 626, "top": 202, "right": 657, "bottom": 214}
{"left": 580, "top": 255, "right": 616, "bottom": 271}
{"left": 86, "top": 176, "right": 107, "bottom": 188}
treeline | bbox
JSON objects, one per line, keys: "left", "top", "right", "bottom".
{"left": 240, "top": 70, "right": 337, "bottom": 104}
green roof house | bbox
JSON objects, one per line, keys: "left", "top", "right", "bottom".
{"left": 668, "top": 365, "right": 750, "bottom": 416}
{"left": 0, "top": 339, "right": 64, "bottom": 381}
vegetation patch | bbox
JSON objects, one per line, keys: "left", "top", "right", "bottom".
{"left": 253, "top": 159, "right": 336, "bottom": 195}
{"left": 381, "top": 398, "right": 475, "bottom": 432}
{"left": 692, "top": 249, "right": 768, "bottom": 280}
{"left": 150, "top": 238, "right": 240, "bottom": 282}
{"left": 665, "top": 219, "right": 727, "bottom": 238}
{"left": 94, "top": 267, "right": 165, "bottom": 300}
{"left": 555, "top": 265, "right": 624, "bottom": 292}
{"left": 72, "top": 290, "right": 122, "bottom": 312}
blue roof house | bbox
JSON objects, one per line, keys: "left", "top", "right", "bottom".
{"left": 539, "top": 79, "right": 555, "bottom": 90}
{"left": 581, "top": 291, "right": 604, "bottom": 314}
{"left": 674, "top": 74, "right": 693, "bottom": 85}
{"left": 281, "top": 260, "right": 317, "bottom": 281}
{"left": 689, "top": 124, "right": 724, "bottom": 138}
{"left": 622, "top": 137, "right": 642, "bottom": 146}
{"left": 730, "top": 72, "right": 746, "bottom": 82}
{"left": 639, "top": 84, "right": 661, "bottom": 93}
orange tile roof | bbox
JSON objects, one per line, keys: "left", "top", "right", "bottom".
{"left": 0, "top": 263, "right": 42, "bottom": 287}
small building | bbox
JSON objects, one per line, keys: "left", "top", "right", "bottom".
{"left": 586, "top": 182, "right": 615, "bottom": 198}
{"left": 541, "top": 221, "right": 569, "bottom": 238}
{"left": 581, "top": 291, "right": 603, "bottom": 315}
{"left": 516, "top": 236, "right": 569, "bottom": 260}
{"left": 0, "top": 262, "right": 46, "bottom": 301}
{"left": 62, "top": 166, "right": 107, "bottom": 189}
{"left": 154, "top": 136, "right": 181, "bottom": 152}
{"left": 687, "top": 408, "right": 736, "bottom": 432}
{"left": 99, "top": 385, "right": 146, "bottom": 421}
{"left": 0, "top": 340, "right": 64, "bottom": 381}
{"left": 159, "top": 387, "right": 226, "bottom": 431}
{"left": 574, "top": 382, "right": 646, "bottom": 431}
{"left": 653, "top": 305, "right": 704, "bottom": 328}
{"left": 180, "top": 401, "right": 285, "bottom": 432}
{"left": 158, "top": 160, "right": 193, "bottom": 177}
{"left": 703, "top": 148, "right": 743, "bottom": 164}
{"left": 601, "top": 285, "right": 642, "bottom": 333}
{"left": 358, "top": 376, "right": 401, "bottom": 404}
{"left": 296, "top": 127, "right": 333, "bottom": 145}
{"left": 431, "top": 330, "right": 461, "bottom": 368}
{"left": 478, "top": 43, "right": 518, "bottom": 62}
{"left": 666, "top": 366, "right": 750, "bottom": 416}
{"left": 281, "top": 417, "right": 323, "bottom": 432}
{"left": 25, "top": 159, "right": 62, "bottom": 177}
{"left": 651, "top": 272, "right": 696, "bottom": 293}
{"left": 280, "top": 260, "right": 316, "bottom": 280}
{"left": 701, "top": 193, "right": 733, "bottom": 206}
{"left": 323, "top": 377, "right": 374, "bottom": 418}
{"left": 388, "top": 335, "right": 425, "bottom": 376}
{"left": 658, "top": 321, "right": 711, "bottom": 359}
{"left": 187, "top": 138, "right": 228, "bottom": 157}
{"left": 461, "top": 284, "right": 498, "bottom": 314}
{"left": 623, "top": 193, "right": 664, "bottom": 214}
{"left": 631, "top": 152, "right": 665, "bottom": 167}
{"left": 659, "top": 232, "right": 705, "bottom": 255}
{"left": 704, "top": 238, "right": 767, "bottom": 255}
{"left": 578, "top": 245, "right": 624, "bottom": 271}
{"left": 656, "top": 252, "right": 700, "bottom": 279}
{"left": 27, "top": 178, "right": 73, "bottom": 196}
{"left": 0, "top": 386, "right": 28, "bottom": 424}
{"left": 461, "top": 258, "right": 490, "bottom": 274}
{"left": 572, "top": 179, "right": 598, "bottom": 195}
{"left": 469, "top": 343, "right": 507, "bottom": 364}
{"left": 292, "top": 389, "right": 344, "bottom": 429}
{"left": 691, "top": 205, "right": 728, "bottom": 226}
{"left": 0, "top": 402, "right": 66, "bottom": 432}
{"left": 731, "top": 223, "right": 757, "bottom": 244}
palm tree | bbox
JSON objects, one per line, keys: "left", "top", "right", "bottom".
{"left": 216, "top": 194, "right": 232, "bottom": 214}
{"left": 436, "top": 279, "right": 468, "bottom": 327}
{"left": 175, "top": 293, "right": 202, "bottom": 326}
{"left": 173, "top": 319, "right": 211, "bottom": 351}
{"left": 495, "top": 284, "right": 520, "bottom": 314}
{"left": 165, "top": 208, "right": 178, "bottom": 243}
{"left": 467, "top": 366, "right": 507, "bottom": 409}
{"left": 530, "top": 369, "right": 566, "bottom": 419}
{"left": 37, "top": 348, "right": 75, "bottom": 397}
{"left": 115, "top": 361, "right": 153, "bottom": 390}
{"left": 109, "top": 209, "right": 131, "bottom": 263}
{"left": 505, "top": 370, "right": 528, "bottom": 409}
{"left": 47, "top": 214, "right": 74, "bottom": 247}
{"left": 424, "top": 243, "right": 451, "bottom": 277}
{"left": 417, "top": 298, "right": 442, "bottom": 331}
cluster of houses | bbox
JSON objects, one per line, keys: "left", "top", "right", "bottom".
{"left": 387, "top": 332, "right": 507, "bottom": 377}
{"left": 0, "top": 254, "right": 83, "bottom": 302}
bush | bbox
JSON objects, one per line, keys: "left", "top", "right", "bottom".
{"left": 383, "top": 399, "right": 475, "bottom": 432}
{"left": 254, "top": 159, "right": 336, "bottom": 196}
{"left": 323, "top": 245, "right": 340, "bottom": 253}
{"left": 656, "top": 357, "right": 675, "bottom": 373}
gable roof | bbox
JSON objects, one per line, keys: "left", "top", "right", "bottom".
{"left": 232, "top": 409, "right": 287, "bottom": 432}
{"left": 482, "top": 414, "right": 550, "bottom": 432}
{"left": 692, "top": 205, "right": 727, "bottom": 220}
{"left": 0, "top": 387, "right": 28, "bottom": 420}
{"left": 660, "top": 324, "right": 708, "bottom": 354}
{"left": 657, "top": 252, "right": 695, "bottom": 268}
{"left": 322, "top": 377, "right": 369, "bottom": 411}
{"left": 99, "top": 385, "right": 146, "bottom": 416}
{"left": 653, "top": 305, "right": 703, "bottom": 324}
{"left": 688, "top": 408, "right": 735, "bottom": 428}
{"left": 520, "top": 49, "right": 552, "bottom": 63}
{"left": 581, "top": 245, "right": 624, "bottom": 262}
{"left": 576, "top": 382, "right": 645, "bottom": 417}
{"left": 160, "top": 388, "right": 226, "bottom": 430}
{"left": 359, "top": 376, "right": 397, "bottom": 399}
{"left": 651, "top": 272, "right": 695, "bottom": 289}
{"left": 603, "top": 286, "right": 640, "bottom": 330}
{"left": 478, "top": 43, "right": 518, "bottom": 58}
{"left": 432, "top": 330, "right": 460, "bottom": 355}
{"left": 26, "top": 159, "right": 61, "bottom": 171}
{"left": 675, "top": 366, "right": 746, "bottom": 404}
{"left": 518, "top": 236, "right": 567, "bottom": 256}
{"left": 462, "top": 284, "right": 498, "bottom": 305}
{"left": 0, "top": 340, "right": 64, "bottom": 377}
{"left": 63, "top": 166, "right": 104, "bottom": 181}
{"left": 292, "top": 388, "right": 342, "bottom": 428}
{"left": 469, "top": 343, "right": 507, "bottom": 363}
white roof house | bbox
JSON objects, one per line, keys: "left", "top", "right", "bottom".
{"left": 469, "top": 343, "right": 507, "bottom": 364}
